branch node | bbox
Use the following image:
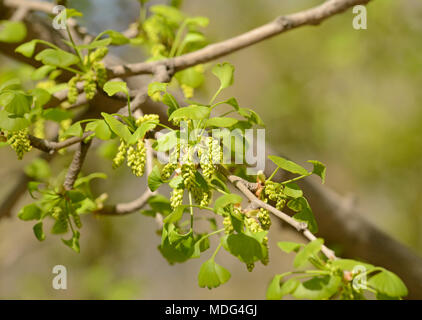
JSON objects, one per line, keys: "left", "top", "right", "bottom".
{"left": 276, "top": 16, "right": 293, "bottom": 29}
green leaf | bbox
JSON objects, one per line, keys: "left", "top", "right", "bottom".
{"left": 368, "top": 269, "right": 408, "bottom": 298}
{"left": 175, "top": 67, "right": 204, "bottom": 88}
{"left": 101, "top": 113, "right": 132, "bottom": 143}
{"left": 267, "top": 275, "right": 299, "bottom": 300}
{"left": 307, "top": 160, "right": 326, "bottom": 184}
{"left": 103, "top": 81, "right": 128, "bottom": 96}
{"left": 212, "top": 62, "right": 235, "bottom": 90}
{"left": 283, "top": 183, "right": 303, "bottom": 198}
{"left": 62, "top": 121, "right": 83, "bottom": 138}
{"left": 191, "top": 234, "right": 211, "bottom": 258}
{"left": 164, "top": 206, "right": 185, "bottom": 223}
{"left": 266, "top": 275, "right": 282, "bottom": 300}
{"left": 74, "top": 172, "right": 107, "bottom": 187}
{"left": 185, "top": 16, "right": 209, "bottom": 28}
{"left": 223, "top": 233, "right": 263, "bottom": 264}
{"left": 168, "top": 105, "right": 210, "bottom": 121}
{"left": 62, "top": 231, "right": 80, "bottom": 253}
{"left": 0, "top": 21, "right": 26, "bottom": 43}
{"left": 93, "top": 120, "right": 114, "bottom": 140}
{"left": 162, "top": 93, "right": 180, "bottom": 117}
{"left": 210, "top": 177, "right": 230, "bottom": 194}
{"left": 294, "top": 238, "right": 324, "bottom": 268}
{"left": 292, "top": 275, "right": 341, "bottom": 300}
{"left": 24, "top": 158, "right": 51, "bottom": 181}
{"left": 148, "top": 82, "right": 168, "bottom": 97}
{"left": 27, "top": 181, "right": 42, "bottom": 199}
{"left": 291, "top": 197, "right": 318, "bottom": 233}
{"left": 198, "top": 259, "right": 231, "bottom": 289}
{"left": 0, "top": 91, "right": 33, "bottom": 116}
{"left": 213, "top": 194, "right": 242, "bottom": 215}
{"left": 67, "top": 190, "right": 86, "bottom": 203}
{"left": 269, "top": 155, "right": 308, "bottom": 176}
{"left": 65, "top": 8, "right": 83, "bottom": 18}
{"left": 154, "top": 130, "right": 178, "bottom": 152}
{"left": 35, "top": 49, "right": 79, "bottom": 67}
{"left": 33, "top": 222, "right": 46, "bottom": 241}
{"left": 148, "top": 165, "right": 164, "bottom": 191}
{"left": 150, "top": 5, "right": 184, "bottom": 24}
{"left": 0, "top": 110, "right": 30, "bottom": 131}
{"left": 330, "top": 259, "right": 374, "bottom": 272}
{"left": 159, "top": 224, "right": 195, "bottom": 264}
{"left": 43, "top": 108, "right": 73, "bottom": 122}
{"left": 102, "top": 30, "right": 130, "bottom": 45}
{"left": 76, "top": 38, "right": 111, "bottom": 50}
{"left": 169, "top": 175, "right": 184, "bottom": 189}
{"left": 0, "top": 79, "right": 21, "bottom": 91}
{"left": 51, "top": 219, "right": 68, "bottom": 234}
{"left": 128, "top": 121, "right": 158, "bottom": 145}
{"left": 15, "top": 40, "right": 38, "bottom": 58}
{"left": 18, "top": 204, "right": 42, "bottom": 221}
{"left": 206, "top": 117, "right": 238, "bottom": 128}
{"left": 277, "top": 241, "right": 303, "bottom": 253}
{"left": 237, "top": 107, "right": 264, "bottom": 126}
{"left": 32, "top": 88, "right": 51, "bottom": 109}
{"left": 280, "top": 278, "right": 300, "bottom": 298}
{"left": 147, "top": 195, "right": 172, "bottom": 215}
{"left": 224, "top": 97, "right": 240, "bottom": 110}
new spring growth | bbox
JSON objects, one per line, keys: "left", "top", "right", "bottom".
{"left": 127, "top": 140, "right": 146, "bottom": 177}
{"left": 170, "top": 188, "right": 184, "bottom": 209}
{"left": 7, "top": 129, "right": 32, "bottom": 160}
{"left": 67, "top": 47, "right": 109, "bottom": 103}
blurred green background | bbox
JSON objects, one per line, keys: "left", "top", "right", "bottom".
{"left": 0, "top": 0, "right": 421, "bottom": 299}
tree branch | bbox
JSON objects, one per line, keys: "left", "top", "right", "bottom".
{"left": 63, "top": 140, "right": 92, "bottom": 190}
{"left": 109, "top": 0, "right": 372, "bottom": 78}
{"left": 28, "top": 131, "right": 93, "bottom": 154}
{"left": 220, "top": 166, "right": 337, "bottom": 260}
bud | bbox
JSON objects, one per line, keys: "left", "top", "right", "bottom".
{"left": 246, "top": 263, "right": 255, "bottom": 272}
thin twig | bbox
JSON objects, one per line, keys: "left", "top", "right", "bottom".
{"left": 63, "top": 140, "right": 92, "bottom": 190}
{"left": 109, "top": 0, "right": 372, "bottom": 78}
{"left": 28, "top": 131, "right": 93, "bottom": 154}
{"left": 221, "top": 166, "right": 337, "bottom": 260}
